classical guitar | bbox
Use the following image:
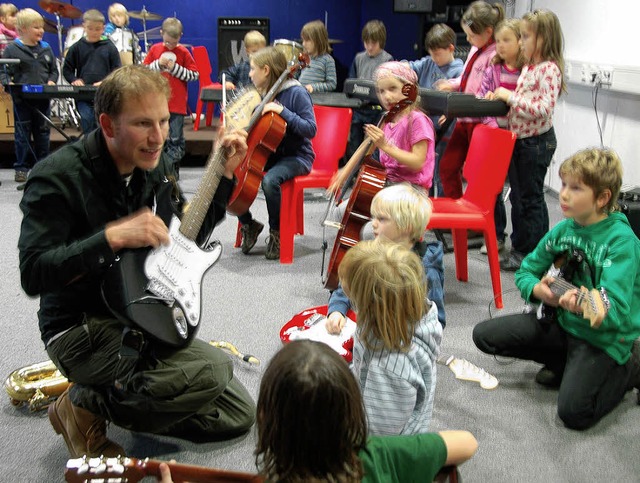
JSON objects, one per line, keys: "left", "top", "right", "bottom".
{"left": 101, "top": 89, "right": 261, "bottom": 347}
{"left": 65, "top": 456, "right": 262, "bottom": 482}
{"left": 539, "top": 249, "right": 610, "bottom": 329}
{"left": 226, "top": 52, "right": 310, "bottom": 216}
{"left": 322, "top": 83, "right": 418, "bottom": 290}
{"left": 65, "top": 456, "right": 459, "bottom": 483}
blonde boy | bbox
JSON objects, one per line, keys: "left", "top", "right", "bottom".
{"left": 327, "top": 183, "right": 446, "bottom": 333}
{"left": 474, "top": 148, "right": 640, "bottom": 430}
{"left": 219, "top": 30, "right": 266, "bottom": 90}
{"left": 63, "top": 9, "right": 120, "bottom": 133}
{"left": 143, "top": 17, "right": 199, "bottom": 177}
{"left": 0, "top": 8, "right": 57, "bottom": 184}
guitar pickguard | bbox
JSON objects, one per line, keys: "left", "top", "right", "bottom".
{"left": 144, "top": 215, "right": 222, "bottom": 329}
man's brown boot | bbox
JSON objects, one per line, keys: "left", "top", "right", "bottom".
{"left": 48, "top": 387, "right": 124, "bottom": 458}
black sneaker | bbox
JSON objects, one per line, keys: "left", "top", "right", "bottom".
{"left": 265, "top": 229, "right": 280, "bottom": 260}
{"left": 14, "top": 170, "right": 27, "bottom": 183}
{"left": 240, "top": 220, "right": 264, "bottom": 254}
{"left": 500, "top": 251, "right": 524, "bottom": 271}
{"left": 535, "top": 366, "right": 562, "bottom": 387}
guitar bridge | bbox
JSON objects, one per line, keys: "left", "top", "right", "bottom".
{"left": 146, "top": 279, "right": 175, "bottom": 305}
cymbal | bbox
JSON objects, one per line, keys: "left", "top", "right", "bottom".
{"left": 39, "top": 0, "right": 82, "bottom": 19}
{"left": 128, "top": 9, "right": 163, "bottom": 21}
{"left": 43, "top": 18, "right": 66, "bottom": 34}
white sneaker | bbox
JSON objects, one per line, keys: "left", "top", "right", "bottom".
{"left": 480, "top": 239, "right": 505, "bottom": 255}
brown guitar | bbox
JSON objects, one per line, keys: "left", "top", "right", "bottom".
{"left": 323, "top": 83, "right": 418, "bottom": 290}
{"left": 226, "top": 52, "right": 310, "bottom": 216}
{"left": 65, "top": 456, "right": 263, "bottom": 483}
{"left": 65, "top": 456, "right": 458, "bottom": 483}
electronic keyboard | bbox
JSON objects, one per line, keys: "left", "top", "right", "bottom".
{"left": 17, "top": 84, "right": 98, "bottom": 102}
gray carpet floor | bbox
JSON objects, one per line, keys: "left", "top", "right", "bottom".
{"left": 1, "top": 166, "right": 638, "bottom": 482}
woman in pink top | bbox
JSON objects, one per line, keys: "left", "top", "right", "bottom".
{"left": 486, "top": 9, "right": 566, "bottom": 271}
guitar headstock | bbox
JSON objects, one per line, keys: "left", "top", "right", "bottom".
{"left": 65, "top": 456, "right": 143, "bottom": 483}
{"left": 578, "top": 287, "right": 609, "bottom": 328}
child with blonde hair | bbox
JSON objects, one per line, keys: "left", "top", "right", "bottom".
{"left": 144, "top": 17, "right": 199, "bottom": 177}
{"left": 0, "top": 3, "right": 17, "bottom": 55}
{"left": 298, "top": 19, "right": 337, "bottom": 93}
{"left": 329, "top": 61, "right": 436, "bottom": 193}
{"left": 0, "top": 8, "right": 57, "bottom": 185}
{"left": 338, "top": 239, "right": 443, "bottom": 435}
{"left": 474, "top": 148, "right": 640, "bottom": 430}
{"left": 218, "top": 30, "right": 266, "bottom": 90}
{"left": 104, "top": 3, "right": 140, "bottom": 64}
{"left": 327, "top": 183, "right": 445, "bottom": 333}
{"left": 486, "top": 9, "right": 566, "bottom": 270}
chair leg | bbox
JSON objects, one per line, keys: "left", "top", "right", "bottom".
{"left": 483, "top": 229, "right": 504, "bottom": 309}
{"left": 205, "top": 102, "right": 215, "bottom": 127}
{"left": 295, "top": 188, "right": 305, "bottom": 235}
{"left": 234, "top": 221, "right": 242, "bottom": 248}
{"left": 451, "top": 228, "right": 469, "bottom": 282}
{"left": 280, "top": 181, "right": 295, "bottom": 264}
{"left": 194, "top": 99, "right": 203, "bottom": 131}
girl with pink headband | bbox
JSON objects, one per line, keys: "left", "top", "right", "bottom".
{"left": 329, "top": 60, "right": 436, "bottom": 193}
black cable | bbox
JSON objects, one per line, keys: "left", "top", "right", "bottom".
{"left": 592, "top": 83, "right": 604, "bottom": 148}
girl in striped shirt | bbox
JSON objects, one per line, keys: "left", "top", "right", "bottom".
{"left": 298, "top": 20, "right": 337, "bottom": 93}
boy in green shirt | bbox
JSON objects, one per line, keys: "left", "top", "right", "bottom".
{"left": 473, "top": 148, "right": 640, "bottom": 430}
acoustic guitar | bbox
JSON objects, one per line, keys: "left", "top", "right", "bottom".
{"left": 226, "top": 52, "right": 310, "bottom": 216}
{"left": 65, "top": 456, "right": 459, "bottom": 483}
{"left": 101, "top": 89, "right": 261, "bottom": 347}
{"left": 322, "top": 83, "right": 417, "bottom": 290}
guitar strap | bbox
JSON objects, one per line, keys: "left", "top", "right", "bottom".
{"left": 115, "top": 327, "right": 146, "bottom": 389}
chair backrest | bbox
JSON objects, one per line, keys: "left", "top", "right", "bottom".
{"left": 311, "top": 105, "right": 353, "bottom": 173}
{"left": 192, "top": 45, "right": 214, "bottom": 88}
{"left": 462, "top": 125, "right": 516, "bottom": 210}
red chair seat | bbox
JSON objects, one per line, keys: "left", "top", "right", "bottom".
{"left": 192, "top": 46, "right": 218, "bottom": 131}
{"left": 427, "top": 125, "right": 516, "bottom": 308}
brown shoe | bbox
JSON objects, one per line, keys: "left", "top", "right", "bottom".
{"left": 48, "top": 387, "right": 124, "bottom": 458}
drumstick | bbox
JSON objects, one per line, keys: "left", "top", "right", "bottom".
{"left": 209, "top": 340, "right": 260, "bottom": 366}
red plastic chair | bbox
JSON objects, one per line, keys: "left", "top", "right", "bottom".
{"left": 427, "top": 124, "right": 516, "bottom": 309}
{"left": 233, "top": 105, "right": 353, "bottom": 263}
{"left": 192, "top": 45, "right": 222, "bottom": 131}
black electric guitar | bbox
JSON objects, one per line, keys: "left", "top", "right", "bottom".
{"left": 539, "top": 249, "right": 610, "bottom": 328}
{"left": 101, "top": 89, "right": 261, "bottom": 347}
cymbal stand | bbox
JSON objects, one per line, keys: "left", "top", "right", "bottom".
{"left": 50, "top": 13, "right": 80, "bottom": 130}
{"left": 141, "top": 6, "right": 149, "bottom": 54}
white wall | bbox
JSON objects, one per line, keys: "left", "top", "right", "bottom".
{"left": 514, "top": 0, "right": 640, "bottom": 191}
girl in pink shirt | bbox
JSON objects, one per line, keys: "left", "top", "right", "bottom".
{"left": 486, "top": 9, "right": 566, "bottom": 270}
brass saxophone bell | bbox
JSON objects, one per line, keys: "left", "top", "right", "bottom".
{"left": 4, "top": 360, "right": 70, "bottom": 411}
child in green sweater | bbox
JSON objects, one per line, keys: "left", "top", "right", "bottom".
{"left": 473, "top": 148, "right": 640, "bottom": 430}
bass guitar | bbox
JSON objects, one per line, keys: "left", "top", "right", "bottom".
{"left": 539, "top": 249, "right": 610, "bottom": 328}
{"left": 65, "top": 456, "right": 262, "bottom": 482}
{"left": 101, "top": 89, "right": 261, "bottom": 347}
{"left": 226, "top": 52, "right": 310, "bottom": 216}
{"left": 322, "top": 83, "right": 417, "bottom": 290}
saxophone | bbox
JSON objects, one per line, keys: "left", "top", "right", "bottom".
{"left": 4, "top": 360, "right": 70, "bottom": 411}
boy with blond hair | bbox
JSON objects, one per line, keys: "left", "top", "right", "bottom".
{"left": 144, "top": 17, "right": 199, "bottom": 178}
{"left": 327, "top": 183, "right": 446, "bottom": 332}
{"left": 0, "top": 3, "right": 18, "bottom": 55}
{"left": 219, "top": 30, "right": 266, "bottom": 90}
{"left": 0, "top": 8, "right": 57, "bottom": 185}
{"left": 473, "top": 148, "right": 640, "bottom": 430}
{"left": 63, "top": 9, "right": 120, "bottom": 134}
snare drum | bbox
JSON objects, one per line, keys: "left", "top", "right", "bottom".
{"left": 273, "top": 39, "right": 303, "bottom": 64}
{"left": 63, "top": 26, "right": 84, "bottom": 57}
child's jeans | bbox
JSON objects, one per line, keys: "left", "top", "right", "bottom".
{"left": 508, "top": 128, "right": 557, "bottom": 255}
{"left": 13, "top": 98, "right": 50, "bottom": 173}
{"left": 165, "top": 113, "right": 186, "bottom": 167}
